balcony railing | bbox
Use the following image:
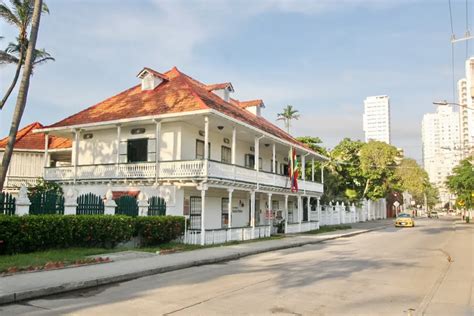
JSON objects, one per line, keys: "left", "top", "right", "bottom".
{"left": 44, "top": 159, "right": 323, "bottom": 192}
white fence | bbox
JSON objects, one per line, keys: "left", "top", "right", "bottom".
{"left": 318, "top": 199, "right": 387, "bottom": 226}
{"left": 286, "top": 221, "right": 319, "bottom": 233}
{"left": 184, "top": 225, "right": 271, "bottom": 245}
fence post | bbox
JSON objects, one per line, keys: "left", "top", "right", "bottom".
{"left": 15, "top": 185, "right": 30, "bottom": 216}
{"left": 138, "top": 192, "right": 149, "bottom": 216}
{"left": 340, "top": 202, "right": 345, "bottom": 224}
{"left": 104, "top": 188, "right": 116, "bottom": 215}
{"left": 64, "top": 188, "right": 78, "bottom": 215}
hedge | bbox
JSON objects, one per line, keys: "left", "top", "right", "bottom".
{"left": 0, "top": 215, "right": 185, "bottom": 255}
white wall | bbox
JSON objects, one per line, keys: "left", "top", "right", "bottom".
{"left": 2, "top": 151, "right": 43, "bottom": 178}
{"left": 77, "top": 122, "right": 182, "bottom": 165}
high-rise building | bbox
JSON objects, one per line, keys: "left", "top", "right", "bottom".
{"left": 422, "top": 105, "right": 461, "bottom": 205}
{"left": 363, "top": 95, "right": 391, "bottom": 144}
{"left": 458, "top": 58, "right": 474, "bottom": 158}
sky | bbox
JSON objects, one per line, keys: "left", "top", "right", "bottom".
{"left": 0, "top": 0, "right": 472, "bottom": 161}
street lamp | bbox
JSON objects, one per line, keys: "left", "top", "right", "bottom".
{"left": 432, "top": 100, "right": 474, "bottom": 110}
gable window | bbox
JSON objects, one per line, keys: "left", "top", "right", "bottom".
{"left": 196, "top": 140, "right": 211, "bottom": 160}
{"left": 127, "top": 138, "right": 148, "bottom": 162}
{"left": 221, "top": 146, "right": 231, "bottom": 163}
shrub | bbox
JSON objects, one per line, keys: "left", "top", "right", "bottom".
{"left": 134, "top": 216, "right": 185, "bottom": 246}
{"left": 0, "top": 215, "right": 183, "bottom": 255}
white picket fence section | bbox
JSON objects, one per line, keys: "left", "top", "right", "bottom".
{"left": 318, "top": 198, "right": 387, "bottom": 227}
{"left": 184, "top": 225, "right": 271, "bottom": 245}
{"left": 286, "top": 221, "right": 319, "bottom": 233}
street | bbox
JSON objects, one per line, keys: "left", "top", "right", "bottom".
{"left": 1, "top": 217, "right": 472, "bottom": 315}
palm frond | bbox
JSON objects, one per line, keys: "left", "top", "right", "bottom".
{"left": 0, "top": 50, "right": 19, "bottom": 64}
{"left": 0, "top": 2, "right": 21, "bottom": 27}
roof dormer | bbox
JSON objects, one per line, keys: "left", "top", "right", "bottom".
{"left": 206, "top": 82, "right": 234, "bottom": 102}
{"left": 231, "top": 99, "right": 265, "bottom": 117}
{"left": 137, "top": 67, "right": 168, "bottom": 91}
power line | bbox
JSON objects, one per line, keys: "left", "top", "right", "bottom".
{"left": 449, "top": 0, "right": 456, "bottom": 102}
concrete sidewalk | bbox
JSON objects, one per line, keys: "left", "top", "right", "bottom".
{"left": 0, "top": 220, "right": 392, "bottom": 305}
{"left": 418, "top": 220, "right": 474, "bottom": 315}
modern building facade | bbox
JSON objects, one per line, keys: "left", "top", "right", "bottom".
{"left": 36, "top": 66, "right": 327, "bottom": 244}
{"left": 0, "top": 122, "right": 71, "bottom": 193}
{"left": 421, "top": 105, "right": 460, "bottom": 206}
{"left": 457, "top": 58, "right": 474, "bottom": 158}
{"left": 363, "top": 95, "right": 391, "bottom": 144}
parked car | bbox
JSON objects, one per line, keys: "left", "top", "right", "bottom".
{"left": 428, "top": 211, "right": 439, "bottom": 219}
{"left": 395, "top": 213, "right": 415, "bottom": 228}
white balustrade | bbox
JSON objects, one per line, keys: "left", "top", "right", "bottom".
{"left": 44, "top": 159, "right": 324, "bottom": 194}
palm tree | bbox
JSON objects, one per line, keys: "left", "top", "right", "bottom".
{"left": 0, "top": 0, "right": 44, "bottom": 191}
{"left": 277, "top": 105, "right": 300, "bottom": 134}
{"left": 0, "top": 0, "right": 49, "bottom": 109}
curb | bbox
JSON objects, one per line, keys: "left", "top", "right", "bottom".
{"left": 0, "top": 224, "right": 389, "bottom": 305}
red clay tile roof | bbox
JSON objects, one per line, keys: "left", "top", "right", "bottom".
{"left": 230, "top": 98, "right": 264, "bottom": 109}
{"left": 0, "top": 122, "right": 72, "bottom": 150}
{"left": 45, "top": 67, "right": 312, "bottom": 151}
{"left": 205, "top": 82, "right": 233, "bottom": 92}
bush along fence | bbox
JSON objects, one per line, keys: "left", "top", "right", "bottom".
{"left": 4, "top": 186, "right": 167, "bottom": 218}
{"left": 0, "top": 215, "right": 185, "bottom": 255}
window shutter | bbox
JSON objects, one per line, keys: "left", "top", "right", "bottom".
{"left": 119, "top": 141, "right": 127, "bottom": 163}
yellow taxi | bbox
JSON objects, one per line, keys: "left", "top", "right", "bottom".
{"left": 395, "top": 213, "right": 415, "bottom": 228}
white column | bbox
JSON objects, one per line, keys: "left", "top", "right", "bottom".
{"left": 321, "top": 164, "right": 324, "bottom": 184}
{"left": 200, "top": 186, "right": 207, "bottom": 245}
{"left": 73, "top": 129, "right": 80, "bottom": 184}
{"left": 250, "top": 190, "right": 256, "bottom": 238}
{"left": 267, "top": 193, "right": 272, "bottom": 228}
{"left": 298, "top": 195, "right": 302, "bottom": 232}
{"left": 204, "top": 116, "right": 209, "bottom": 177}
{"left": 116, "top": 124, "right": 121, "bottom": 164}
{"left": 284, "top": 194, "right": 289, "bottom": 234}
{"left": 154, "top": 119, "right": 161, "bottom": 184}
{"left": 302, "top": 154, "right": 306, "bottom": 193}
{"left": 227, "top": 188, "right": 233, "bottom": 241}
{"left": 311, "top": 158, "right": 315, "bottom": 182}
{"left": 231, "top": 126, "right": 236, "bottom": 165}
{"left": 43, "top": 133, "right": 49, "bottom": 177}
{"left": 316, "top": 197, "right": 321, "bottom": 224}
{"left": 307, "top": 196, "right": 311, "bottom": 222}
{"left": 272, "top": 143, "right": 276, "bottom": 173}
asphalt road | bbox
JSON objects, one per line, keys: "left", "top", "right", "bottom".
{"left": 1, "top": 217, "right": 469, "bottom": 315}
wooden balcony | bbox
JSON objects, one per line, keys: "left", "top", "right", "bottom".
{"left": 44, "top": 160, "right": 324, "bottom": 193}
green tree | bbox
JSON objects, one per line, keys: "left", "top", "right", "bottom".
{"left": 446, "top": 157, "right": 474, "bottom": 209}
{"left": 359, "top": 140, "right": 400, "bottom": 200}
{"left": 277, "top": 105, "right": 299, "bottom": 134}
{"left": 395, "top": 158, "right": 428, "bottom": 202}
{"left": 0, "top": 0, "right": 44, "bottom": 191}
{"left": 424, "top": 183, "right": 440, "bottom": 209}
{"left": 0, "top": 0, "right": 50, "bottom": 109}
{"left": 330, "top": 138, "right": 365, "bottom": 201}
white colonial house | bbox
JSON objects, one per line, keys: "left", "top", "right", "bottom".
{"left": 0, "top": 122, "right": 71, "bottom": 193}
{"left": 36, "top": 67, "right": 328, "bottom": 244}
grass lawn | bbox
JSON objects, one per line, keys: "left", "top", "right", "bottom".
{"left": 0, "top": 236, "right": 285, "bottom": 273}
{"left": 0, "top": 247, "right": 118, "bottom": 273}
{"left": 304, "top": 224, "right": 352, "bottom": 235}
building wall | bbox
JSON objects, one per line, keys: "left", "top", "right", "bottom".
{"left": 363, "top": 95, "right": 391, "bottom": 144}
{"left": 0, "top": 151, "right": 43, "bottom": 178}
{"left": 422, "top": 105, "right": 461, "bottom": 205}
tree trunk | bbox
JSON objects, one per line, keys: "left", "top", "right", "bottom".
{"left": 0, "top": 50, "right": 23, "bottom": 110}
{"left": 0, "top": 0, "right": 43, "bottom": 191}
{"left": 363, "top": 178, "right": 371, "bottom": 198}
